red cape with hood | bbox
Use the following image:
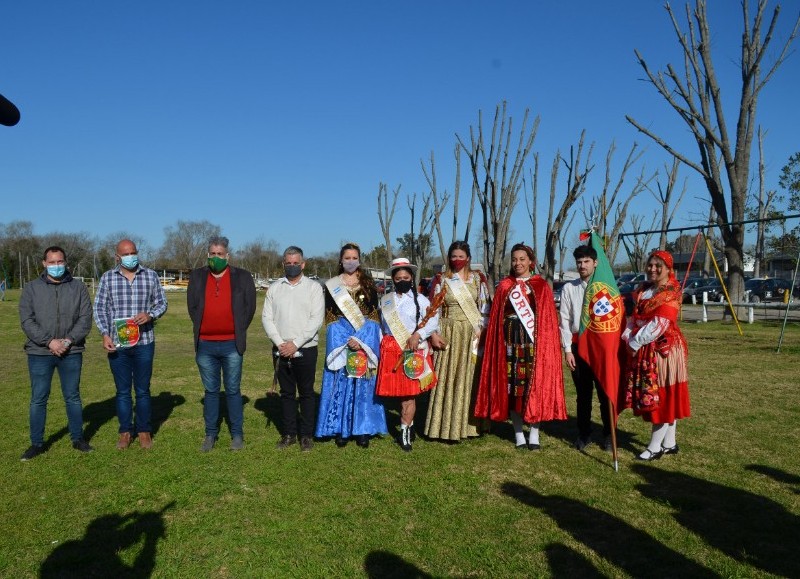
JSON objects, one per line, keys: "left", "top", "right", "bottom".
{"left": 475, "top": 275, "right": 567, "bottom": 424}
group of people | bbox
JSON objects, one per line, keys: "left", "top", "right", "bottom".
{"left": 18, "top": 236, "right": 690, "bottom": 463}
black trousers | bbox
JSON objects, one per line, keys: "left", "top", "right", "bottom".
{"left": 571, "top": 344, "right": 612, "bottom": 439}
{"left": 275, "top": 346, "right": 318, "bottom": 438}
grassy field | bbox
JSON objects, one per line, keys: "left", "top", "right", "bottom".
{"left": 1, "top": 289, "right": 798, "bottom": 578}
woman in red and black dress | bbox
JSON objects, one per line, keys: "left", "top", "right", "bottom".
{"left": 622, "top": 250, "right": 690, "bottom": 461}
{"left": 475, "top": 243, "right": 567, "bottom": 450}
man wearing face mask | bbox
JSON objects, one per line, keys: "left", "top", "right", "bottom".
{"left": 19, "top": 246, "right": 94, "bottom": 460}
{"left": 262, "top": 246, "right": 324, "bottom": 451}
{"left": 94, "top": 239, "right": 168, "bottom": 450}
{"left": 187, "top": 236, "right": 256, "bottom": 451}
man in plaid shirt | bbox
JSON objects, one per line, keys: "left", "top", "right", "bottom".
{"left": 94, "top": 239, "right": 168, "bottom": 449}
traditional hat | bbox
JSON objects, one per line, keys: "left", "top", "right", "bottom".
{"left": 386, "top": 257, "right": 418, "bottom": 277}
{"left": 649, "top": 250, "right": 674, "bottom": 270}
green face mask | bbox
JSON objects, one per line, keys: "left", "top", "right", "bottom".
{"left": 208, "top": 256, "right": 228, "bottom": 273}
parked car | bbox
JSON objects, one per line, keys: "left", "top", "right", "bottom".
{"left": 680, "top": 277, "right": 711, "bottom": 303}
{"left": 552, "top": 280, "right": 567, "bottom": 307}
{"left": 744, "top": 278, "right": 799, "bottom": 303}
{"left": 616, "top": 272, "right": 646, "bottom": 285}
{"left": 683, "top": 278, "right": 725, "bottom": 303}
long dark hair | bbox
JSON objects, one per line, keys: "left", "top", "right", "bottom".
{"left": 444, "top": 240, "right": 471, "bottom": 277}
{"left": 337, "top": 242, "right": 376, "bottom": 294}
{"left": 508, "top": 243, "right": 536, "bottom": 277}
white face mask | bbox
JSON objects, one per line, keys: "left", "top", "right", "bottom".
{"left": 342, "top": 259, "right": 360, "bottom": 274}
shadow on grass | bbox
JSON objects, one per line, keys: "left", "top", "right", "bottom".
{"left": 632, "top": 464, "right": 800, "bottom": 577}
{"left": 501, "top": 481, "right": 715, "bottom": 578}
{"left": 252, "top": 392, "right": 321, "bottom": 436}
{"left": 40, "top": 501, "right": 175, "bottom": 578}
{"left": 76, "top": 391, "right": 185, "bottom": 443}
{"left": 198, "top": 394, "right": 251, "bottom": 437}
{"left": 544, "top": 542, "right": 601, "bottom": 576}
{"left": 364, "top": 550, "right": 432, "bottom": 578}
{"left": 745, "top": 463, "right": 800, "bottom": 492}
{"left": 150, "top": 391, "right": 186, "bottom": 435}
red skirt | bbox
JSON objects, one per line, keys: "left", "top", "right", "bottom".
{"left": 631, "top": 342, "right": 691, "bottom": 424}
{"left": 375, "top": 335, "right": 437, "bottom": 397}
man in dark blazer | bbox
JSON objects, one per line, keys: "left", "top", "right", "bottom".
{"left": 187, "top": 236, "right": 256, "bottom": 451}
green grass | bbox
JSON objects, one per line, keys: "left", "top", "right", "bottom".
{"left": 1, "top": 291, "right": 798, "bottom": 577}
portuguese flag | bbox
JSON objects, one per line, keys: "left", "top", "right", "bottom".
{"left": 576, "top": 231, "right": 625, "bottom": 411}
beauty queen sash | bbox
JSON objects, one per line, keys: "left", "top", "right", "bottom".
{"left": 381, "top": 292, "right": 412, "bottom": 351}
{"left": 445, "top": 274, "right": 483, "bottom": 356}
{"left": 445, "top": 275, "right": 483, "bottom": 333}
{"left": 508, "top": 280, "right": 536, "bottom": 343}
{"left": 326, "top": 276, "right": 366, "bottom": 331}
{"left": 381, "top": 292, "right": 434, "bottom": 385}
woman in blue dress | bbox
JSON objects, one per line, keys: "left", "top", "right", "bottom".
{"left": 315, "top": 243, "right": 387, "bottom": 447}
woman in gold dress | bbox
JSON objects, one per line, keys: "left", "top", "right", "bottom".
{"left": 424, "top": 241, "right": 490, "bottom": 441}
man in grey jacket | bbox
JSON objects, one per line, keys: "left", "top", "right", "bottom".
{"left": 19, "top": 245, "right": 94, "bottom": 460}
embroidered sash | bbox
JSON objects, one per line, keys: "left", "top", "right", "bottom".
{"left": 445, "top": 274, "right": 483, "bottom": 333}
{"left": 380, "top": 292, "right": 412, "bottom": 348}
{"left": 381, "top": 292, "right": 434, "bottom": 385}
{"left": 508, "top": 281, "right": 536, "bottom": 343}
{"left": 326, "top": 276, "right": 366, "bottom": 331}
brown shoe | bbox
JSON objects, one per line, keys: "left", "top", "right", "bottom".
{"left": 138, "top": 432, "right": 153, "bottom": 449}
{"left": 117, "top": 432, "right": 132, "bottom": 450}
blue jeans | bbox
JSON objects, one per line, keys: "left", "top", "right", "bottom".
{"left": 108, "top": 341, "right": 155, "bottom": 434}
{"left": 196, "top": 340, "right": 244, "bottom": 438}
{"left": 28, "top": 353, "right": 84, "bottom": 445}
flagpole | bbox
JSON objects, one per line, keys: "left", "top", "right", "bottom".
{"left": 608, "top": 398, "right": 619, "bottom": 472}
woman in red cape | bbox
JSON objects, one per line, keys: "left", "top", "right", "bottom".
{"left": 475, "top": 243, "right": 566, "bottom": 450}
{"left": 621, "top": 250, "right": 690, "bottom": 461}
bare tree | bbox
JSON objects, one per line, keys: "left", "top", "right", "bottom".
{"left": 752, "top": 127, "right": 781, "bottom": 277}
{"left": 654, "top": 158, "right": 688, "bottom": 250}
{"left": 557, "top": 211, "right": 577, "bottom": 280}
{"left": 626, "top": 0, "right": 800, "bottom": 300}
{"left": 377, "top": 182, "right": 400, "bottom": 260}
{"left": 626, "top": 214, "right": 659, "bottom": 272}
{"left": 160, "top": 220, "right": 222, "bottom": 270}
{"left": 584, "top": 142, "right": 656, "bottom": 265}
{"left": 540, "top": 132, "right": 593, "bottom": 282}
{"left": 402, "top": 191, "right": 443, "bottom": 274}
{"left": 522, "top": 155, "right": 541, "bottom": 262}
{"left": 237, "top": 237, "right": 280, "bottom": 280}
{"left": 0, "top": 220, "right": 40, "bottom": 286}
{"left": 458, "top": 102, "right": 540, "bottom": 285}
{"left": 420, "top": 150, "right": 454, "bottom": 261}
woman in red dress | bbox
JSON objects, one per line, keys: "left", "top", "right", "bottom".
{"left": 475, "top": 243, "right": 566, "bottom": 450}
{"left": 622, "top": 250, "right": 690, "bottom": 461}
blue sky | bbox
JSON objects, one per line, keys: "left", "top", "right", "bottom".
{"left": 2, "top": 1, "right": 798, "bottom": 259}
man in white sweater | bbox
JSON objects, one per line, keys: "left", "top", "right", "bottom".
{"left": 262, "top": 246, "right": 324, "bottom": 451}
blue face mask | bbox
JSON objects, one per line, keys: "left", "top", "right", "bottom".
{"left": 46, "top": 264, "right": 66, "bottom": 279}
{"left": 120, "top": 255, "right": 139, "bottom": 269}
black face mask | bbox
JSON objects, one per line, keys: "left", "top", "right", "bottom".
{"left": 394, "top": 280, "right": 413, "bottom": 294}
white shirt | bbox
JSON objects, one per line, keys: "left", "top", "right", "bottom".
{"left": 261, "top": 275, "right": 324, "bottom": 349}
{"left": 621, "top": 286, "right": 670, "bottom": 352}
{"left": 558, "top": 278, "right": 587, "bottom": 352}
{"left": 380, "top": 291, "right": 439, "bottom": 340}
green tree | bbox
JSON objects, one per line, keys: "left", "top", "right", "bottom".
{"left": 778, "top": 152, "right": 800, "bottom": 212}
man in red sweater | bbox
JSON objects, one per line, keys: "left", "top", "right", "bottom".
{"left": 188, "top": 236, "right": 256, "bottom": 451}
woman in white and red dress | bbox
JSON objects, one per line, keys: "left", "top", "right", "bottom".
{"left": 375, "top": 258, "right": 439, "bottom": 451}
{"left": 622, "top": 249, "right": 690, "bottom": 461}
{"left": 475, "top": 243, "right": 567, "bottom": 450}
